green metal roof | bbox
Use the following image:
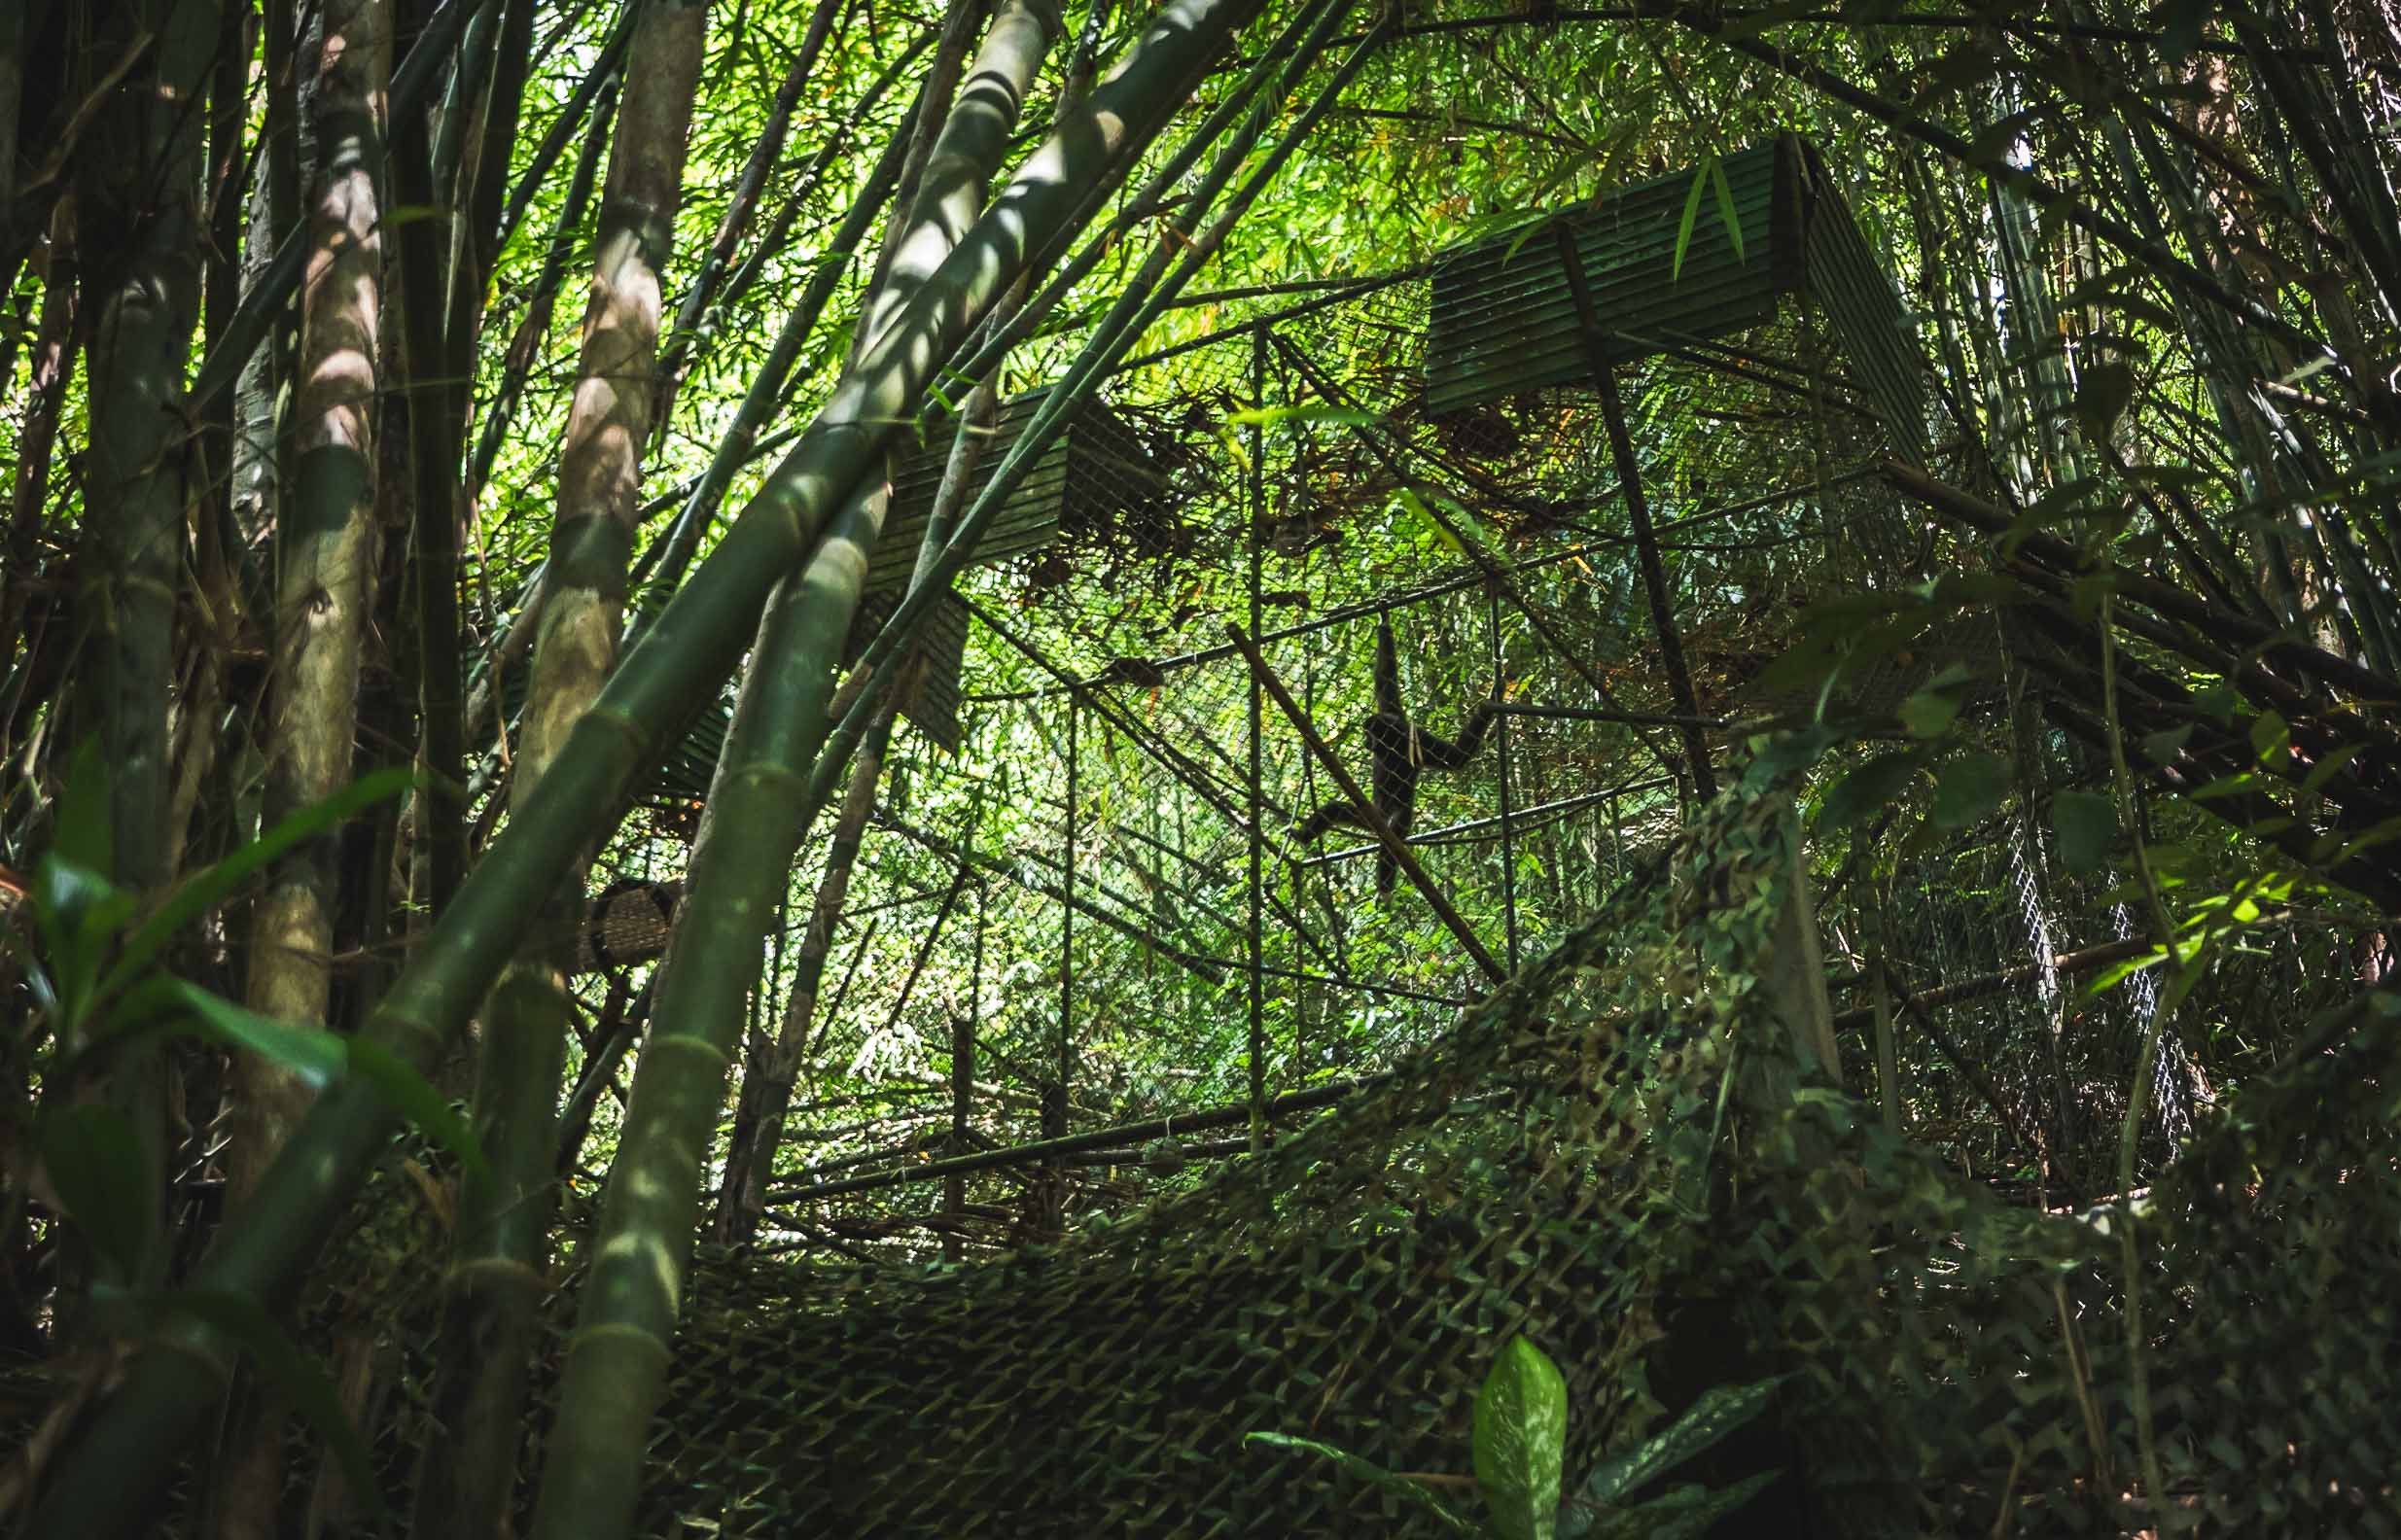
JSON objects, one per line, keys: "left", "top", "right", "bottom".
{"left": 1421, "top": 133, "right": 1926, "bottom": 462}
{"left": 868, "top": 390, "right": 1168, "bottom": 593}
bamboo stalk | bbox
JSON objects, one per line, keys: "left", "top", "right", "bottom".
{"left": 20, "top": 3, "right": 1276, "bottom": 1525}
{"left": 527, "top": 4, "right": 1078, "bottom": 1531}
{"left": 410, "top": 0, "right": 711, "bottom": 1530}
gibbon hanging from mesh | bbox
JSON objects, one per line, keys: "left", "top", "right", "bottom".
{"left": 1290, "top": 615, "right": 1500, "bottom": 896}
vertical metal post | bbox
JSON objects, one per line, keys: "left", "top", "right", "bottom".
{"left": 946, "top": 880, "right": 981, "bottom": 1264}
{"left": 1056, "top": 699, "right": 1077, "bottom": 1141}
{"left": 1553, "top": 220, "right": 1717, "bottom": 802}
{"left": 1489, "top": 580, "right": 1520, "bottom": 971}
{"left": 1247, "top": 330, "right": 1268, "bottom": 1151}
{"left": 1037, "top": 699, "right": 1076, "bottom": 1240}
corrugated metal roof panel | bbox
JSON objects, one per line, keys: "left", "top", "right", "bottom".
{"left": 643, "top": 390, "right": 1170, "bottom": 796}
{"left": 845, "top": 588, "right": 971, "bottom": 751}
{"left": 866, "top": 390, "right": 1171, "bottom": 592}
{"left": 1794, "top": 146, "right": 1929, "bottom": 464}
{"left": 1421, "top": 135, "right": 1928, "bottom": 466}
{"left": 1425, "top": 139, "right": 1798, "bottom": 417}
{"left": 871, "top": 394, "right": 1072, "bottom": 593}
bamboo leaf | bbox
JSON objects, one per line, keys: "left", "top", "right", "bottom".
{"left": 40, "top": 1104, "right": 155, "bottom": 1284}
{"left": 102, "top": 767, "right": 417, "bottom": 1003}
{"left": 1672, "top": 156, "right": 1711, "bottom": 282}
{"left": 154, "top": 981, "right": 347, "bottom": 1088}
{"left": 1707, "top": 157, "right": 1745, "bottom": 263}
{"left": 1223, "top": 403, "right": 1378, "bottom": 432}
{"left": 154, "top": 1289, "right": 390, "bottom": 1522}
{"left": 350, "top": 1037, "right": 493, "bottom": 1191}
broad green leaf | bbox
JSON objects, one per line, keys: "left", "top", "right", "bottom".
{"left": 156, "top": 1289, "right": 390, "bottom": 1522}
{"left": 2052, "top": 790, "right": 2117, "bottom": 874}
{"left": 1473, "top": 1336, "right": 1569, "bottom": 1540}
{"left": 1246, "top": 1432, "right": 1475, "bottom": 1533}
{"left": 1896, "top": 686, "right": 1962, "bottom": 740}
{"left": 2138, "top": 724, "right": 2194, "bottom": 765}
{"left": 103, "top": 767, "right": 416, "bottom": 1002}
{"left": 1931, "top": 752, "right": 2011, "bottom": 829}
{"left": 1672, "top": 157, "right": 1711, "bottom": 282}
{"left": 40, "top": 1104, "right": 155, "bottom": 1284}
{"left": 2192, "top": 680, "right": 2240, "bottom": 722}
{"left": 1817, "top": 750, "right": 1920, "bottom": 831}
{"left": 1742, "top": 724, "right": 1833, "bottom": 791}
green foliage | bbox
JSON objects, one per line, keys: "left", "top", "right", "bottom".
{"left": 1253, "top": 1333, "right": 1776, "bottom": 1540}
{"left": 1670, "top": 152, "right": 1746, "bottom": 282}
{"left": 2052, "top": 789, "right": 2117, "bottom": 873}
{"left": 1245, "top": 1433, "right": 1478, "bottom": 1533}
{"left": 1472, "top": 1337, "right": 1569, "bottom": 1540}
{"left": 17, "top": 752, "right": 487, "bottom": 1266}
{"left": 1558, "top": 1378, "right": 1784, "bottom": 1540}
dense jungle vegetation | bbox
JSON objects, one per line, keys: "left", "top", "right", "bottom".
{"left": 3, "top": 0, "right": 2400, "bottom": 1532}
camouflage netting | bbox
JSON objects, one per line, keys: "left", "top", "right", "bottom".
{"left": 265, "top": 762, "right": 2395, "bottom": 1537}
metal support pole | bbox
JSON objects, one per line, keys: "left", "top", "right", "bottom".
{"left": 1057, "top": 698, "right": 1077, "bottom": 1139}
{"left": 1552, "top": 220, "right": 1718, "bottom": 801}
{"left": 946, "top": 879, "right": 981, "bottom": 1263}
{"left": 1247, "top": 330, "right": 1268, "bottom": 1151}
{"left": 1489, "top": 580, "right": 1520, "bottom": 971}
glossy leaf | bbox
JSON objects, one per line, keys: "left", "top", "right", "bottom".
{"left": 1473, "top": 1336, "right": 1569, "bottom": 1540}
{"left": 1569, "top": 1376, "right": 1783, "bottom": 1512}
{"left": 1246, "top": 1432, "right": 1476, "bottom": 1533}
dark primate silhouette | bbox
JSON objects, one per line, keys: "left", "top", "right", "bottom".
{"left": 1291, "top": 616, "right": 1501, "bottom": 896}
